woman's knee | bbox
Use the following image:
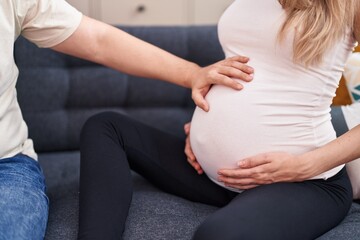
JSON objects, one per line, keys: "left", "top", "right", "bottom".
{"left": 82, "top": 111, "right": 123, "bottom": 133}
{"left": 81, "top": 111, "right": 132, "bottom": 141}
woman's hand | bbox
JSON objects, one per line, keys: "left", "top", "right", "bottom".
{"left": 218, "top": 152, "right": 313, "bottom": 190}
{"left": 188, "top": 56, "right": 254, "bottom": 112}
{"left": 184, "top": 122, "right": 204, "bottom": 174}
{"left": 218, "top": 124, "right": 360, "bottom": 190}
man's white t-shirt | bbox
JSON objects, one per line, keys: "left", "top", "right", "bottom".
{"left": 0, "top": 0, "right": 82, "bottom": 160}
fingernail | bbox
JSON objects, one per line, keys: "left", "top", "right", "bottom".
{"left": 237, "top": 161, "right": 245, "bottom": 167}
{"left": 236, "top": 84, "right": 243, "bottom": 90}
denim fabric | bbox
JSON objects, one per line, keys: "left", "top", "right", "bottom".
{"left": 0, "top": 154, "right": 48, "bottom": 240}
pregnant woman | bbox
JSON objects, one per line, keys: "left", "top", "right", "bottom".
{"left": 78, "top": 1, "right": 360, "bottom": 239}
{"left": 190, "top": 0, "right": 348, "bottom": 190}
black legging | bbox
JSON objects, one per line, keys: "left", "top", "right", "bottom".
{"left": 78, "top": 112, "right": 353, "bottom": 240}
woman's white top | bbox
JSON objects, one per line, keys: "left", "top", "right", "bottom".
{"left": 190, "top": 0, "right": 356, "bottom": 191}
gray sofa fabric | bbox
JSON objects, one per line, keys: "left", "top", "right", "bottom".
{"left": 14, "top": 26, "right": 360, "bottom": 240}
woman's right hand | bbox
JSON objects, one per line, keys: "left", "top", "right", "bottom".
{"left": 184, "top": 122, "right": 204, "bottom": 174}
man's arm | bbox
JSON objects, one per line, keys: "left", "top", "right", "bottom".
{"left": 52, "top": 16, "right": 254, "bottom": 111}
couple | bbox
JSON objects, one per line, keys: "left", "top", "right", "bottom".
{"left": 78, "top": 0, "right": 360, "bottom": 240}
{"left": 2, "top": 0, "right": 360, "bottom": 239}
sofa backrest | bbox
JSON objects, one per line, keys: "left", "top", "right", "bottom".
{"left": 14, "top": 26, "right": 224, "bottom": 153}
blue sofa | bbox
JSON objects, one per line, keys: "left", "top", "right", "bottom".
{"left": 14, "top": 26, "right": 360, "bottom": 240}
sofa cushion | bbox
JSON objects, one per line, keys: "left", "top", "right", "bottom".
{"left": 39, "top": 151, "right": 217, "bottom": 240}
{"left": 39, "top": 151, "right": 360, "bottom": 240}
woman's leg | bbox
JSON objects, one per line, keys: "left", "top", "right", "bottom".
{"left": 78, "top": 112, "right": 236, "bottom": 240}
{"left": 0, "top": 154, "right": 49, "bottom": 240}
{"left": 193, "top": 168, "right": 352, "bottom": 240}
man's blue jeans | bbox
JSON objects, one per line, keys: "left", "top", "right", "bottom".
{"left": 0, "top": 154, "right": 48, "bottom": 240}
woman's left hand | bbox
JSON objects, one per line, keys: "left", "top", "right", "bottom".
{"left": 217, "top": 152, "right": 313, "bottom": 190}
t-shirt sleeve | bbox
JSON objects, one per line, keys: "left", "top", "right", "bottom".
{"left": 21, "top": 0, "right": 82, "bottom": 48}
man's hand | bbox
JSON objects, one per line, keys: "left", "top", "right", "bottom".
{"left": 184, "top": 122, "right": 203, "bottom": 174}
{"left": 217, "top": 152, "right": 312, "bottom": 190}
{"left": 188, "top": 56, "right": 254, "bottom": 112}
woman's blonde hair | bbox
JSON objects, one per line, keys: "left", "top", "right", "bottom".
{"left": 278, "top": 0, "right": 358, "bottom": 66}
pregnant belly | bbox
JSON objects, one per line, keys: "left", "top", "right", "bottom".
{"left": 189, "top": 83, "right": 341, "bottom": 190}
{"left": 189, "top": 83, "right": 317, "bottom": 190}
{"left": 190, "top": 84, "right": 266, "bottom": 189}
